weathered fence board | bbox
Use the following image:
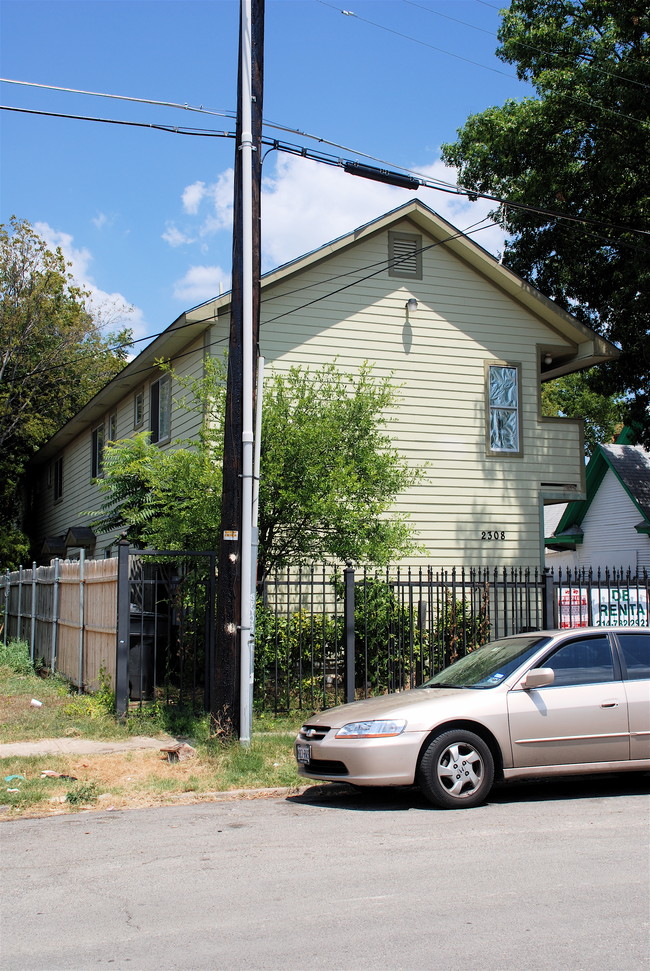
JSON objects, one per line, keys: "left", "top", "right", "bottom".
{"left": 2, "top": 556, "right": 647, "bottom": 714}
{"left": 1, "top": 557, "right": 117, "bottom": 690}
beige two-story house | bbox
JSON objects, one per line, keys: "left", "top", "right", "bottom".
{"left": 28, "top": 200, "right": 618, "bottom": 569}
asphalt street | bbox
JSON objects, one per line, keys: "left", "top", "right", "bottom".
{"left": 1, "top": 775, "right": 648, "bottom": 971}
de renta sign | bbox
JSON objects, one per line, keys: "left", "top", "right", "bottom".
{"left": 558, "top": 586, "right": 648, "bottom": 628}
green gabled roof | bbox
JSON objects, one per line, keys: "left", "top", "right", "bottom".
{"left": 546, "top": 427, "right": 650, "bottom": 548}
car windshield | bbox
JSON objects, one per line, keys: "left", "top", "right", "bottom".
{"left": 420, "top": 635, "right": 551, "bottom": 689}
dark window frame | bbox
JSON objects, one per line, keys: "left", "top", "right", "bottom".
{"left": 91, "top": 422, "right": 105, "bottom": 478}
{"left": 134, "top": 387, "right": 145, "bottom": 428}
{"left": 53, "top": 456, "right": 63, "bottom": 502}
{"left": 150, "top": 373, "right": 171, "bottom": 444}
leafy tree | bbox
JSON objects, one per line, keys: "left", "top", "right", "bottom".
{"left": 442, "top": 1, "right": 649, "bottom": 443}
{"left": 92, "top": 359, "right": 422, "bottom": 578}
{"left": 541, "top": 370, "right": 625, "bottom": 455}
{"left": 258, "top": 362, "right": 421, "bottom": 578}
{"left": 0, "top": 217, "right": 132, "bottom": 568}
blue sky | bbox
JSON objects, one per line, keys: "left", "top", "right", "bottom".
{"left": 1, "top": 0, "right": 531, "bottom": 347}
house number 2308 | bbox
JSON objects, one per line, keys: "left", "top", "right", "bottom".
{"left": 481, "top": 530, "right": 506, "bottom": 541}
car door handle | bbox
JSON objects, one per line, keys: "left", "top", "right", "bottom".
{"left": 600, "top": 701, "right": 619, "bottom": 708}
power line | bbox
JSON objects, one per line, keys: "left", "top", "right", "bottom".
{"left": 3, "top": 101, "right": 648, "bottom": 240}
{"left": 315, "top": 0, "right": 519, "bottom": 79}
{"left": 25, "top": 219, "right": 500, "bottom": 383}
{"left": 0, "top": 76, "right": 460, "bottom": 190}
{"left": 0, "top": 77, "right": 238, "bottom": 119}
{"left": 318, "top": 1, "right": 649, "bottom": 126}
{"left": 0, "top": 104, "right": 236, "bottom": 138}
{"left": 401, "top": 0, "right": 650, "bottom": 91}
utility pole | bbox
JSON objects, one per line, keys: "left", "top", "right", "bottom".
{"left": 212, "top": 0, "right": 264, "bottom": 738}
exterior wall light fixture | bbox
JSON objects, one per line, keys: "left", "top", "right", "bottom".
{"left": 406, "top": 298, "right": 418, "bottom": 313}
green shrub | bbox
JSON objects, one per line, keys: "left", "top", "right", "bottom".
{"left": 0, "top": 639, "right": 33, "bottom": 675}
{"left": 434, "top": 589, "right": 491, "bottom": 666}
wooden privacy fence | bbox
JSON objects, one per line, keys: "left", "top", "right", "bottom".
{"left": 2, "top": 554, "right": 648, "bottom": 715}
{"left": 1, "top": 556, "right": 117, "bottom": 691}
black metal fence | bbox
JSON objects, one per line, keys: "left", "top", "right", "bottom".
{"left": 114, "top": 543, "right": 216, "bottom": 716}
{"left": 255, "top": 563, "right": 649, "bottom": 713}
{"left": 3, "top": 551, "right": 647, "bottom": 715}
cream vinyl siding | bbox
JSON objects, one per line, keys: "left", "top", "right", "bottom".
{"left": 248, "top": 220, "right": 581, "bottom": 568}
{"left": 33, "top": 202, "right": 612, "bottom": 569}
{"left": 36, "top": 338, "right": 206, "bottom": 554}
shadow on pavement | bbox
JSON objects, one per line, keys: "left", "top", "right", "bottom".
{"left": 288, "top": 772, "right": 650, "bottom": 812}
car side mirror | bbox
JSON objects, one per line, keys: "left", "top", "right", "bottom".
{"left": 521, "top": 668, "right": 555, "bottom": 689}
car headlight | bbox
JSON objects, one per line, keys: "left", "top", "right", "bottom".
{"left": 335, "top": 719, "right": 406, "bottom": 739}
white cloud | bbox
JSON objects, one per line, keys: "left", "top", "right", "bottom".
{"left": 172, "top": 265, "right": 231, "bottom": 305}
{"left": 259, "top": 155, "right": 505, "bottom": 269}
{"left": 33, "top": 222, "right": 148, "bottom": 346}
{"left": 166, "top": 154, "right": 504, "bottom": 274}
{"left": 182, "top": 181, "right": 207, "bottom": 215}
{"left": 162, "top": 224, "right": 195, "bottom": 247}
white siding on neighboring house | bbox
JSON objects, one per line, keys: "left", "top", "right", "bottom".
{"left": 571, "top": 470, "right": 649, "bottom": 573}
{"left": 547, "top": 471, "right": 650, "bottom": 574}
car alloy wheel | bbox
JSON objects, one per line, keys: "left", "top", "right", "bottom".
{"left": 418, "top": 729, "right": 494, "bottom": 809}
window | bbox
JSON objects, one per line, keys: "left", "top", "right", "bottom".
{"left": 388, "top": 231, "right": 422, "bottom": 280}
{"left": 617, "top": 633, "right": 650, "bottom": 681}
{"left": 134, "top": 387, "right": 145, "bottom": 428}
{"left": 91, "top": 423, "right": 105, "bottom": 478}
{"left": 108, "top": 412, "right": 117, "bottom": 443}
{"left": 487, "top": 363, "right": 521, "bottom": 454}
{"left": 53, "top": 456, "right": 63, "bottom": 501}
{"left": 544, "top": 636, "right": 615, "bottom": 686}
{"left": 150, "top": 374, "right": 171, "bottom": 443}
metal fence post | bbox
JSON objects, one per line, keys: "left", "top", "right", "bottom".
{"left": 344, "top": 563, "right": 355, "bottom": 703}
{"left": 17, "top": 567, "right": 24, "bottom": 643}
{"left": 115, "top": 540, "right": 130, "bottom": 717}
{"left": 51, "top": 559, "right": 61, "bottom": 672}
{"left": 543, "top": 568, "right": 556, "bottom": 629}
{"left": 30, "top": 562, "right": 37, "bottom": 663}
{"left": 78, "top": 550, "right": 85, "bottom": 690}
{"left": 2, "top": 570, "right": 9, "bottom": 645}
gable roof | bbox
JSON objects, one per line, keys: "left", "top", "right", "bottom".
{"left": 32, "top": 199, "right": 619, "bottom": 463}
{"left": 547, "top": 429, "right": 650, "bottom": 548}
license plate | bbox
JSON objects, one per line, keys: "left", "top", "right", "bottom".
{"left": 296, "top": 743, "right": 311, "bottom": 764}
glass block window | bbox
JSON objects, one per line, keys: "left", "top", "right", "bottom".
{"left": 488, "top": 364, "right": 520, "bottom": 453}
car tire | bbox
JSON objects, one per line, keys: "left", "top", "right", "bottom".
{"left": 417, "top": 729, "right": 494, "bottom": 809}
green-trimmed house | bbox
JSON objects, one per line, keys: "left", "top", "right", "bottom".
{"left": 28, "top": 200, "right": 618, "bottom": 569}
{"left": 546, "top": 428, "right": 650, "bottom": 574}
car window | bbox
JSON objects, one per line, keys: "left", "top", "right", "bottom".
{"left": 543, "top": 636, "right": 614, "bottom": 687}
{"left": 617, "top": 633, "right": 650, "bottom": 681}
{"left": 420, "top": 635, "right": 550, "bottom": 689}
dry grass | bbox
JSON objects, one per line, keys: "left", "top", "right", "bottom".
{"left": 0, "top": 733, "right": 305, "bottom": 819}
{"left": 0, "top": 644, "right": 311, "bottom": 819}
